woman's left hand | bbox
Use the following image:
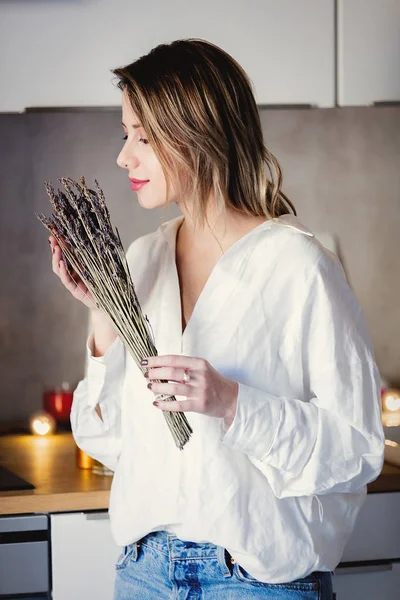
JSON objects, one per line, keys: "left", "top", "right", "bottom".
{"left": 141, "top": 355, "right": 239, "bottom": 428}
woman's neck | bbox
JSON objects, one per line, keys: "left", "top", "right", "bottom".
{"left": 177, "top": 202, "right": 269, "bottom": 257}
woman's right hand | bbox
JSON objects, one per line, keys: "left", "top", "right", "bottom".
{"left": 49, "top": 235, "right": 118, "bottom": 357}
{"left": 49, "top": 235, "right": 97, "bottom": 309}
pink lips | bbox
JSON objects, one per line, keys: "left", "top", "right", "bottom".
{"left": 129, "top": 177, "right": 149, "bottom": 191}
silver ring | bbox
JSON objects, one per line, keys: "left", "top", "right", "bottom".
{"left": 155, "top": 394, "right": 173, "bottom": 402}
{"left": 183, "top": 369, "right": 190, "bottom": 382}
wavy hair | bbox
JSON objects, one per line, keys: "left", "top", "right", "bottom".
{"left": 112, "top": 38, "right": 296, "bottom": 228}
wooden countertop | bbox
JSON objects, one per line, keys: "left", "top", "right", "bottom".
{"left": 366, "top": 460, "right": 400, "bottom": 493}
{"left": 0, "top": 432, "right": 399, "bottom": 516}
{"left": 0, "top": 433, "right": 111, "bottom": 515}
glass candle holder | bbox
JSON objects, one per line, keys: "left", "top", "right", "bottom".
{"left": 75, "top": 444, "right": 113, "bottom": 475}
{"left": 75, "top": 445, "right": 94, "bottom": 469}
{"left": 91, "top": 460, "right": 113, "bottom": 476}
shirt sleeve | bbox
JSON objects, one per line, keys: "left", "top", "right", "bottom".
{"left": 220, "top": 253, "right": 385, "bottom": 498}
{"left": 70, "top": 331, "right": 125, "bottom": 472}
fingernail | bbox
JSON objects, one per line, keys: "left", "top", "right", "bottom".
{"left": 147, "top": 382, "right": 152, "bottom": 389}
{"left": 144, "top": 371, "right": 149, "bottom": 378}
{"left": 141, "top": 359, "right": 148, "bottom": 366}
{"left": 59, "top": 261, "right": 62, "bottom": 269}
{"left": 153, "top": 401, "right": 159, "bottom": 407}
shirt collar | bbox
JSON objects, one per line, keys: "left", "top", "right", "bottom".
{"left": 269, "top": 213, "right": 314, "bottom": 237}
{"left": 159, "top": 215, "right": 185, "bottom": 250}
{"left": 158, "top": 212, "right": 314, "bottom": 250}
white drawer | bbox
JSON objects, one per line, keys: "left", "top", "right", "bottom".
{"left": 0, "top": 515, "right": 49, "bottom": 595}
{"left": 0, "top": 541, "right": 49, "bottom": 595}
{"left": 333, "top": 562, "right": 400, "bottom": 600}
{"left": 341, "top": 492, "right": 400, "bottom": 562}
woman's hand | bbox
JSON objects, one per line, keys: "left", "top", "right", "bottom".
{"left": 49, "top": 235, "right": 117, "bottom": 357}
{"left": 141, "top": 355, "right": 239, "bottom": 428}
{"left": 49, "top": 235, "right": 96, "bottom": 309}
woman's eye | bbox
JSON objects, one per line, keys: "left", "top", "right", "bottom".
{"left": 121, "top": 135, "right": 148, "bottom": 144}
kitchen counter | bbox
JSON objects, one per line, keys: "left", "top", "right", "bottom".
{"left": 0, "top": 433, "right": 111, "bottom": 515}
{"left": 0, "top": 432, "right": 399, "bottom": 515}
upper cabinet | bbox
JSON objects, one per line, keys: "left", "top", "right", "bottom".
{"left": 6, "top": 0, "right": 399, "bottom": 110}
{"left": 0, "top": 0, "right": 335, "bottom": 111}
{"left": 337, "top": 0, "right": 400, "bottom": 105}
{"left": 234, "top": 0, "right": 335, "bottom": 108}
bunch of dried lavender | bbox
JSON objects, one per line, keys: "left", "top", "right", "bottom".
{"left": 36, "top": 176, "right": 192, "bottom": 450}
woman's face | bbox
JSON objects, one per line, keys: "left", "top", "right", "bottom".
{"left": 117, "top": 90, "right": 178, "bottom": 209}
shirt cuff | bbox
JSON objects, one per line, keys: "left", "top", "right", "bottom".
{"left": 220, "top": 382, "right": 283, "bottom": 461}
{"left": 86, "top": 333, "right": 123, "bottom": 408}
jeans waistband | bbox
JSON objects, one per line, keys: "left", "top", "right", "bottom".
{"left": 140, "top": 530, "right": 219, "bottom": 557}
{"left": 131, "top": 530, "right": 232, "bottom": 578}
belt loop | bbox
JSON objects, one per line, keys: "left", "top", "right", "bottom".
{"left": 131, "top": 539, "right": 141, "bottom": 562}
{"left": 217, "top": 546, "right": 232, "bottom": 578}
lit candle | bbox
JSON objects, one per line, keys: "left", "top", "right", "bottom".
{"left": 381, "top": 388, "right": 400, "bottom": 427}
{"left": 29, "top": 411, "right": 56, "bottom": 436}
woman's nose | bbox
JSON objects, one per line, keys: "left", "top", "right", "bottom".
{"left": 116, "top": 147, "right": 139, "bottom": 170}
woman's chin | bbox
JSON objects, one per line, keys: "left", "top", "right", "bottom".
{"left": 136, "top": 193, "right": 165, "bottom": 210}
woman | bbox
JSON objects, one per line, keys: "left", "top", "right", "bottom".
{"left": 49, "top": 39, "right": 384, "bottom": 599}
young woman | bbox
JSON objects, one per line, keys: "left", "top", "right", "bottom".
{"left": 49, "top": 39, "right": 384, "bottom": 599}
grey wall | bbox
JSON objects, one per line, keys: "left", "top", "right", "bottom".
{"left": 260, "top": 107, "right": 400, "bottom": 383}
{"left": 0, "top": 106, "right": 399, "bottom": 424}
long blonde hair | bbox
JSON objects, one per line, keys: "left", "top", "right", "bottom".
{"left": 112, "top": 38, "right": 296, "bottom": 228}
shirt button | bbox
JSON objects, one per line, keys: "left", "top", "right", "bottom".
{"left": 230, "top": 557, "right": 236, "bottom": 564}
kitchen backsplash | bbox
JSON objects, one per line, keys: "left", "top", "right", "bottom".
{"left": 0, "top": 105, "right": 399, "bottom": 423}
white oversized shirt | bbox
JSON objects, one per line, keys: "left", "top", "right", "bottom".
{"left": 70, "top": 213, "right": 384, "bottom": 583}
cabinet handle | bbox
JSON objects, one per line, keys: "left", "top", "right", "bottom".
{"left": 84, "top": 512, "right": 109, "bottom": 521}
{"left": 334, "top": 562, "right": 393, "bottom": 575}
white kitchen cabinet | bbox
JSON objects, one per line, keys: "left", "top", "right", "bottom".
{"left": 50, "top": 511, "right": 122, "bottom": 600}
{"left": 332, "top": 562, "right": 400, "bottom": 600}
{"left": 340, "top": 492, "right": 400, "bottom": 562}
{"left": 337, "top": 0, "right": 400, "bottom": 105}
{"left": 225, "top": 0, "right": 335, "bottom": 107}
{"left": 332, "top": 492, "right": 400, "bottom": 600}
{"left": 0, "top": 0, "right": 334, "bottom": 111}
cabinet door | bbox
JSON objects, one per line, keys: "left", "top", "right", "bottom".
{"left": 50, "top": 512, "right": 122, "bottom": 600}
{"left": 338, "top": 0, "right": 400, "bottom": 105}
{"left": 340, "top": 493, "right": 400, "bottom": 562}
{"left": 228, "top": 0, "right": 335, "bottom": 107}
{"left": 0, "top": 0, "right": 334, "bottom": 111}
{"left": 332, "top": 562, "right": 400, "bottom": 600}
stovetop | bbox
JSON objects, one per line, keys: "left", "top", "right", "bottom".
{"left": 0, "top": 466, "right": 35, "bottom": 492}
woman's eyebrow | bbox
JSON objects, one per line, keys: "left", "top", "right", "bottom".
{"left": 121, "top": 121, "right": 142, "bottom": 129}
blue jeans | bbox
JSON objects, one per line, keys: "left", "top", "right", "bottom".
{"left": 114, "top": 531, "right": 334, "bottom": 599}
